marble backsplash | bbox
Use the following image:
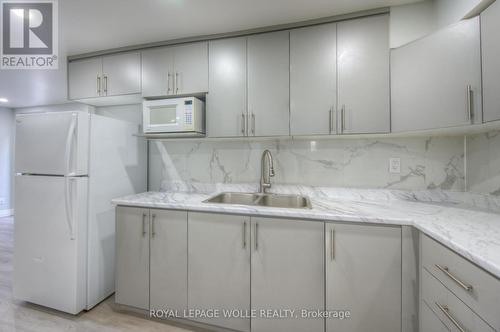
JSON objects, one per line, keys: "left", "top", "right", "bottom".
{"left": 467, "top": 130, "right": 500, "bottom": 196}
{"left": 148, "top": 136, "right": 465, "bottom": 192}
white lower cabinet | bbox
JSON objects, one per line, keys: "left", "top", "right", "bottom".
{"left": 115, "top": 207, "right": 150, "bottom": 310}
{"left": 420, "top": 300, "right": 449, "bottom": 332}
{"left": 188, "top": 212, "right": 251, "bottom": 332}
{"left": 325, "top": 223, "right": 401, "bottom": 332}
{"left": 116, "top": 208, "right": 405, "bottom": 332}
{"left": 149, "top": 209, "right": 188, "bottom": 313}
{"left": 251, "top": 217, "right": 325, "bottom": 332}
{"left": 115, "top": 207, "right": 188, "bottom": 312}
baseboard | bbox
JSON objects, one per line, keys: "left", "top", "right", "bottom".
{"left": 0, "top": 209, "right": 13, "bottom": 217}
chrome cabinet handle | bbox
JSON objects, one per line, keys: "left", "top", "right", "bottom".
{"left": 329, "top": 108, "right": 333, "bottom": 134}
{"left": 243, "top": 221, "right": 247, "bottom": 249}
{"left": 96, "top": 75, "right": 101, "bottom": 96}
{"left": 466, "top": 85, "right": 473, "bottom": 123}
{"left": 167, "top": 73, "right": 171, "bottom": 94}
{"left": 254, "top": 222, "right": 258, "bottom": 251}
{"left": 103, "top": 75, "right": 108, "bottom": 95}
{"left": 175, "top": 72, "right": 179, "bottom": 94}
{"left": 435, "top": 303, "right": 466, "bottom": 332}
{"left": 435, "top": 264, "right": 473, "bottom": 292}
{"left": 330, "top": 228, "right": 335, "bottom": 261}
{"left": 142, "top": 213, "right": 147, "bottom": 237}
{"left": 341, "top": 105, "right": 346, "bottom": 133}
{"left": 151, "top": 213, "right": 156, "bottom": 238}
{"left": 251, "top": 113, "right": 255, "bottom": 136}
{"left": 241, "top": 113, "right": 246, "bottom": 135}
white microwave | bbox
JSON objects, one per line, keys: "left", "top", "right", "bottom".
{"left": 143, "top": 97, "right": 205, "bottom": 136}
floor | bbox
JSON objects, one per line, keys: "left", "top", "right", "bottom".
{"left": 0, "top": 216, "right": 199, "bottom": 332}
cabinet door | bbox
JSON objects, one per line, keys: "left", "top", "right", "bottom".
{"left": 207, "top": 37, "right": 247, "bottom": 137}
{"left": 325, "top": 223, "right": 401, "bottom": 332}
{"left": 173, "top": 42, "right": 209, "bottom": 95}
{"left": 68, "top": 57, "right": 102, "bottom": 100}
{"left": 248, "top": 31, "right": 290, "bottom": 136}
{"left": 290, "top": 23, "right": 337, "bottom": 136}
{"left": 251, "top": 217, "right": 324, "bottom": 332}
{"left": 150, "top": 209, "right": 187, "bottom": 313}
{"left": 392, "top": 17, "right": 482, "bottom": 132}
{"left": 481, "top": 0, "right": 500, "bottom": 122}
{"left": 337, "top": 15, "right": 390, "bottom": 134}
{"left": 115, "top": 207, "right": 149, "bottom": 310}
{"left": 142, "top": 47, "right": 174, "bottom": 97}
{"left": 102, "top": 52, "right": 141, "bottom": 97}
{"left": 188, "top": 212, "right": 250, "bottom": 332}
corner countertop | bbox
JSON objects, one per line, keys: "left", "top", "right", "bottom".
{"left": 112, "top": 185, "right": 500, "bottom": 280}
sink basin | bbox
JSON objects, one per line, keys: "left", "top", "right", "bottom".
{"left": 204, "top": 192, "right": 312, "bottom": 209}
{"left": 204, "top": 192, "right": 260, "bottom": 205}
{"left": 255, "top": 194, "right": 312, "bottom": 209}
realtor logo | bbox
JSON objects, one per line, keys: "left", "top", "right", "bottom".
{"left": 1, "top": 0, "right": 58, "bottom": 69}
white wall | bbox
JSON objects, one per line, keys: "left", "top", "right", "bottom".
{"left": 0, "top": 108, "right": 15, "bottom": 215}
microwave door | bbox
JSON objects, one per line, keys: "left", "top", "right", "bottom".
{"left": 147, "top": 103, "right": 183, "bottom": 133}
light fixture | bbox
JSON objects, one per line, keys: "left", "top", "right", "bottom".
{"left": 0, "top": 98, "right": 8, "bottom": 103}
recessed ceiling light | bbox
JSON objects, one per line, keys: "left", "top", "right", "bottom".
{"left": 0, "top": 98, "right": 8, "bottom": 103}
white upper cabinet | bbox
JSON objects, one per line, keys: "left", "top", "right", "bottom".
{"left": 290, "top": 23, "right": 337, "bottom": 136}
{"left": 337, "top": 14, "right": 390, "bottom": 134}
{"left": 248, "top": 31, "right": 290, "bottom": 137}
{"left": 391, "top": 17, "right": 482, "bottom": 132}
{"left": 101, "top": 52, "right": 142, "bottom": 96}
{"left": 173, "top": 42, "right": 209, "bottom": 95}
{"left": 141, "top": 47, "right": 174, "bottom": 97}
{"left": 68, "top": 52, "right": 142, "bottom": 105}
{"left": 207, "top": 37, "right": 247, "bottom": 137}
{"left": 141, "top": 42, "right": 208, "bottom": 98}
{"left": 68, "top": 57, "right": 102, "bottom": 100}
{"left": 481, "top": 0, "right": 500, "bottom": 123}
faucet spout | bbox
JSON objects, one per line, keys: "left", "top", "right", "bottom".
{"left": 260, "top": 150, "right": 275, "bottom": 193}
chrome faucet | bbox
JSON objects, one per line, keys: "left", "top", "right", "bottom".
{"left": 260, "top": 150, "right": 275, "bottom": 193}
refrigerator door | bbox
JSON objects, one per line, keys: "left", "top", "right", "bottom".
{"left": 15, "top": 112, "right": 89, "bottom": 176}
{"left": 13, "top": 175, "right": 88, "bottom": 315}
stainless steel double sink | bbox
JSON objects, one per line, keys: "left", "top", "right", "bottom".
{"left": 203, "top": 192, "right": 312, "bottom": 209}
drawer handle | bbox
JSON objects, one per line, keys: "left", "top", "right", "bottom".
{"left": 435, "top": 264, "right": 473, "bottom": 292}
{"left": 435, "top": 303, "right": 466, "bottom": 332}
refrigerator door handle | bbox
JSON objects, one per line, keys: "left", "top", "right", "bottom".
{"left": 64, "top": 178, "right": 75, "bottom": 240}
{"left": 65, "top": 114, "right": 78, "bottom": 177}
{"left": 64, "top": 114, "right": 77, "bottom": 240}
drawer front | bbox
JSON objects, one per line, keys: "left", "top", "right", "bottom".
{"left": 421, "top": 269, "right": 495, "bottom": 332}
{"left": 422, "top": 234, "right": 500, "bottom": 330}
{"left": 420, "top": 300, "right": 449, "bottom": 332}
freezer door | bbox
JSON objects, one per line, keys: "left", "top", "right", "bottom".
{"left": 15, "top": 112, "right": 89, "bottom": 176}
{"left": 13, "top": 175, "right": 88, "bottom": 314}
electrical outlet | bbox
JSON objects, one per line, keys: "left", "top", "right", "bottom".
{"left": 389, "top": 158, "right": 401, "bottom": 174}
{"left": 0, "top": 197, "right": 5, "bottom": 206}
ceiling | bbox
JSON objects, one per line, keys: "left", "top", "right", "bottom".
{"left": 0, "top": 0, "right": 421, "bottom": 109}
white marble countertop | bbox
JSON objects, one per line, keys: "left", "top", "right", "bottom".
{"left": 112, "top": 185, "right": 500, "bottom": 279}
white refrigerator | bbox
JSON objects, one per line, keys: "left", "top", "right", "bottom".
{"left": 13, "top": 111, "right": 146, "bottom": 314}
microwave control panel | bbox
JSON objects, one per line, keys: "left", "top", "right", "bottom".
{"left": 184, "top": 100, "right": 193, "bottom": 128}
